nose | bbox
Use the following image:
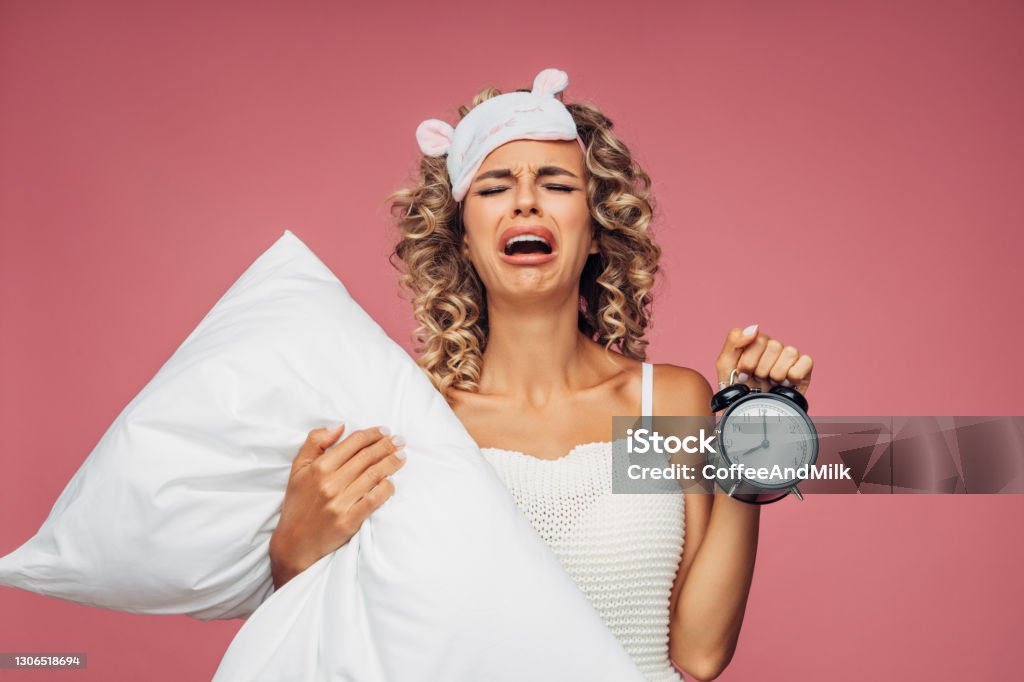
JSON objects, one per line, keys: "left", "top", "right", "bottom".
{"left": 513, "top": 182, "right": 541, "bottom": 217}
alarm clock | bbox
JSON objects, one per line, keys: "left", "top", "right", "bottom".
{"left": 708, "top": 369, "right": 819, "bottom": 504}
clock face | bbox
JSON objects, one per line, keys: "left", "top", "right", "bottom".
{"left": 718, "top": 394, "right": 818, "bottom": 487}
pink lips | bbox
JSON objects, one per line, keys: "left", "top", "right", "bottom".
{"left": 498, "top": 225, "right": 557, "bottom": 266}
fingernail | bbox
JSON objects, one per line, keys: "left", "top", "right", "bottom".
{"left": 782, "top": 379, "right": 792, "bottom": 387}
{"left": 391, "top": 435, "right": 405, "bottom": 447}
{"left": 395, "top": 449, "right": 407, "bottom": 461}
{"left": 737, "top": 372, "right": 750, "bottom": 382}
{"left": 742, "top": 324, "right": 758, "bottom": 337}
{"left": 328, "top": 423, "right": 344, "bottom": 432}
{"left": 379, "top": 426, "right": 391, "bottom": 436}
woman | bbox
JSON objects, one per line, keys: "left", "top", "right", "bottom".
{"left": 269, "top": 68, "right": 813, "bottom": 682}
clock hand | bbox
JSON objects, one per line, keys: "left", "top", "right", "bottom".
{"left": 738, "top": 443, "right": 765, "bottom": 457}
{"left": 762, "top": 412, "right": 767, "bottom": 440}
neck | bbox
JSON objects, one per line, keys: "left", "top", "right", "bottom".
{"left": 479, "top": 287, "right": 597, "bottom": 409}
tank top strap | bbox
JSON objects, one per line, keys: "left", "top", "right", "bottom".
{"left": 641, "top": 361, "right": 653, "bottom": 431}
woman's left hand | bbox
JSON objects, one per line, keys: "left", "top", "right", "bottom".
{"left": 715, "top": 324, "right": 813, "bottom": 395}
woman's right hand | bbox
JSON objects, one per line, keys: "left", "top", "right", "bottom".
{"left": 269, "top": 424, "right": 407, "bottom": 590}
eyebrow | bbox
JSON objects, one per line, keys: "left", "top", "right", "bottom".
{"left": 473, "top": 165, "right": 579, "bottom": 183}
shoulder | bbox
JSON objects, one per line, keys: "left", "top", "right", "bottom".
{"left": 650, "top": 362, "right": 714, "bottom": 417}
{"left": 654, "top": 366, "right": 717, "bottom": 556}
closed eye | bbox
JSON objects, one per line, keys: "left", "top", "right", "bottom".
{"left": 478, "top": 185, "right": 576, "bottom": 196}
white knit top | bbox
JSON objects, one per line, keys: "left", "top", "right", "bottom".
{"left": 480, "top": 362, "right": 686, "bottom": 681}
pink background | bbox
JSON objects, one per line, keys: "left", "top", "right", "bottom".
{"left": 2, "top": 0, "right": 1023, "bottom": 679}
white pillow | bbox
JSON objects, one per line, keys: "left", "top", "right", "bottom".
{"left": 0, "top": 230, "right": 644, "bottom": 681}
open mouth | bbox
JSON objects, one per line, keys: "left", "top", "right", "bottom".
{"left": 503, "top": 235, "right": 553, "bottom": 256}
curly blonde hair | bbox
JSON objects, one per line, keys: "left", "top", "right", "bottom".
{"left": 385, "top": 84, "right": 662, "bottom": 404}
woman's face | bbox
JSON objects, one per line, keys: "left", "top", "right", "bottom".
{"left": 460, "top": 139, "right": 596, "bottom": 299}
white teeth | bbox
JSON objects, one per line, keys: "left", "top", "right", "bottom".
{"left": 505, "top": 234, "right": 551, "bottom": 247}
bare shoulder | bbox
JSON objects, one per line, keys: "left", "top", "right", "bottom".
{"left": 661, "top": 364, "right": 716, "bottom": 609}
{"left": 652, "top": 362, "right": 714, "bottom": 417}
